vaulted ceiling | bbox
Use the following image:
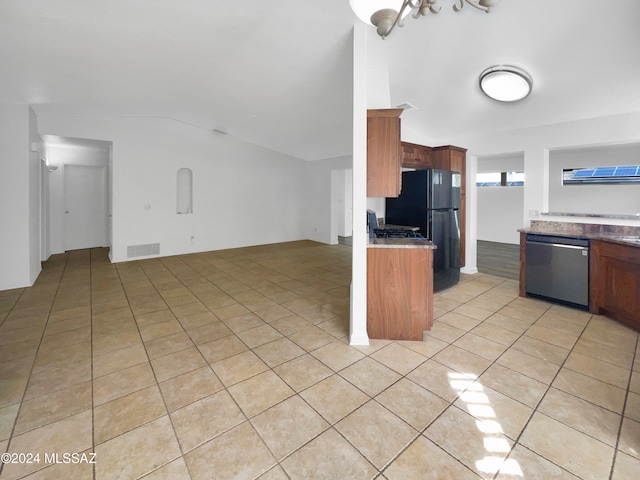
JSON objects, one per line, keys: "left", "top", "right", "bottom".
{"left": 1, "top": 0, "right": 639, "bottom": 160}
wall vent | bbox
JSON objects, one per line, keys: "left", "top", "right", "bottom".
{"left": 127, "top": 243, "right": 160, "bottom": 259}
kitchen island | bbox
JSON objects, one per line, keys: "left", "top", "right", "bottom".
{"left": 367, "top": 238, "right": 436, "bottom": 340}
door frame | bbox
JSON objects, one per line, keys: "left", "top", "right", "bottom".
{"left": 41, "top": 136, "right": 112, "bottom": 257}
{"left": 63, "top": 164, "right": 108, "bottom": 251}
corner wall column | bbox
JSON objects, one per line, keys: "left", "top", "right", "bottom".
{"left": 349, "top": 24, "right": 369, "bottom": 346}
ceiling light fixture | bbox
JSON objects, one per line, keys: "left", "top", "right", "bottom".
{"left": 479, "top": 65, "right": 533, "bottom": 102}
{"left": 349, "top": 0, "right": 497, "bottom": 39}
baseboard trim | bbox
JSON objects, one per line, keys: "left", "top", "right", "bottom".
{"left": 349, "top": 333, "right": 370, "bottom": 346}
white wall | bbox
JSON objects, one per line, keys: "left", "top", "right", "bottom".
{"left": 330, "top": 168, "right": 353, "bottom": 242}
{"left": 477, "top": 154, "right": 525, "bottom": 244}
{"left": 441, "top": 111, "right": 640, "bottom": 222}
{"left": 549, "top": 143, "right": 640, "bottom": 215}
{"left": 477, "top": 187, "right": 524, "bottom": 244}
{"left": 28, "top": 108, "right": 42, "bottom": 283}
{"left": 0, "top": 104, "right": 41, "bottom": 290}
{"left": 304, "top": 155, "right": 352, "bottom": 244}
{"left": 430, "top": 111, "right": 640, "bottom": 266}
{"left": 342, "top": 169, "right": 353, "bottom": 237}
{"left": 37, "top": 116, "right": 310, "bottom": 263}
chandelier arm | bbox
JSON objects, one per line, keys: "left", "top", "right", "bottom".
{"left": 407, "top": 0, "right": 423, "bottom": 9}
{"left": 415, "top": 0, "right": 441, "bottom": 17}
{"left": 368, "top": 0, "right": 495, "bottom": 39}
{"left": 409, "top": 1, "right": 440, "bottom": 22}
{"left": 421, "top": 0, "right": 441, "bottom": 16}
{"left": 381, "top": 0, "right": 414, "bottom": 39}
{"left": 460, "top": 0, "right": 491, "bottom": 12}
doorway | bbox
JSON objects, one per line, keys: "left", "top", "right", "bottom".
{"left": 41, "top": 135, "right": 112, "bottom": 256}
{"left": 63, "top": 164, "right": 108, "bottom": 251}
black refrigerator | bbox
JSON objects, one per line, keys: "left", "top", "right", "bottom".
{"left": 385, "top": 169, "right": 461, "bottom": 291}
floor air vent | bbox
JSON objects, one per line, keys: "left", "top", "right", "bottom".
{"left": 127, "top": 243, "right": 160, "bottom": 259}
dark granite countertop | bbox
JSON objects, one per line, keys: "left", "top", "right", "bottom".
{"left": 542, "top": 212, "right": 640, "bottom": 220}
{"left": 368, "top": 238, "right": 436, "bottom": 249}
{"left": 519, "top": 220, "right": 640, "bottom": 247}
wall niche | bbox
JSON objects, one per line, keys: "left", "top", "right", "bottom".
{"left": 176, "top": 168, "right": 193, "bottom": 214}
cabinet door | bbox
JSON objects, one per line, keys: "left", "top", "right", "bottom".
{"left": 367, "top": 247, "right": 433, "bottom": 340}
{"left": 430, "top": 147, "right": 451, "bottom": 171}
{"left": 367, "top": 109, "right": 402, "bottom": 197}
{"left": 401, "top": 142, "right": 432, "bottom": 169}
{"left": 590, "top": 240, "right": 640, "bottom": 331}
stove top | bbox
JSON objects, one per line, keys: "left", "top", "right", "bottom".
{"left": 373, "top": 228, "right": 424, "bottom": 239}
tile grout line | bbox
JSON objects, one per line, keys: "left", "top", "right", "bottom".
{"left": 89, "top": 250, "right": 97, "bottom": 480}
{"left": 608, "top": 332, "right": 639, "bottom": 480}
{"left": 112, "top": 257, "right": 197, "bottom": 479}
{"left": 177, "top": 248, "right": 377, "bottom": 478}
{"left": 484, "top": 307, "right": 594, "bottom": 480}
{"left": 347, "top": 276, "right": 521, "bottom": 476}
{"left": 373, "top": 275, "right": 612, "bottom": 479}
{"left": 175, "top": 250, "right": 357, "bottom": 478}
{"left": 130, "top": 252, "right": 315, "bottom": 478}
{"left": 0, "top": 251, "right": 69, "bottom": 479}
{"left": 4, "top": 246, "right": 637, "bottom": 479}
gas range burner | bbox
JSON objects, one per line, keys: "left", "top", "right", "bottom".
{"left": 373, "top": 229, "right": 424, "bottom": 239}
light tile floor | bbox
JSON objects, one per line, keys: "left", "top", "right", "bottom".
{"left": 0, "top": 241, "right": 639, "bottom": 479}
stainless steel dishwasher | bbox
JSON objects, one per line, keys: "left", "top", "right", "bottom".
{"left": 525, "top": 233, "right": 589, "bottom": 308}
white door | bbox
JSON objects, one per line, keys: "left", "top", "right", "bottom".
{"left": 63, "top": 165, "right": 108, "bottom": 251}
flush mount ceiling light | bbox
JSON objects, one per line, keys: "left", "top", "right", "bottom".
{"left": 479, "top": 65, "right": 533, "bottom": 102}
{"left": 349, "top": 0, "right": 497, "bottom": 39}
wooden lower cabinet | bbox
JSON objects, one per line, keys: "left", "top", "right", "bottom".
{"left": 367, "top": 247, "right": 433, "bottom": 340}
{"left": 590, "top": 240, "right": 640, "bottom": 331}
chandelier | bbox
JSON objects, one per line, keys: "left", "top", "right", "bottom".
{"left": 350, "top": 0, "right": 498, "bottom": 39}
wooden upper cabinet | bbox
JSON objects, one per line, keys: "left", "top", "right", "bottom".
{"left": 401, "top": 142, "right": 432, "bottom": 169}
{"left": 432, "top": 146, "right": 467, "bottom": 194}
{"left": 367, "top": 109, "right": 402, "bottom": 197}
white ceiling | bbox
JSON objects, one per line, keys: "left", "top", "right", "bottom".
{"left": 1, "top": 0, "right": 639, "bottom": 160}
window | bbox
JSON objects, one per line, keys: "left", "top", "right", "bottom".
{"left": 176, "top": 168, "right": 193, "bottom": 214}
{"left": 563, "top": 165, "right": 640, "bottom": 185}
{"left": 476, "top": 171, "right": 524, "bottom": 187}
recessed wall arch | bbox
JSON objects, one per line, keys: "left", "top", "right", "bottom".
{"left": 176, "top": 167, "right": 193, "bottom": 214}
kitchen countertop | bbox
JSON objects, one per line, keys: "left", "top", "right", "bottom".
{"left": 368, "top": 238, "right": 436, "bottom": 249}
{"left": 519, "top": 221, "right": 640, "bottom": 247}
{"left": 521, "top": 230, "right": 640, "bottom": 247}
{"left": 542, "top": 212, "right": 640, "bottom": 220}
